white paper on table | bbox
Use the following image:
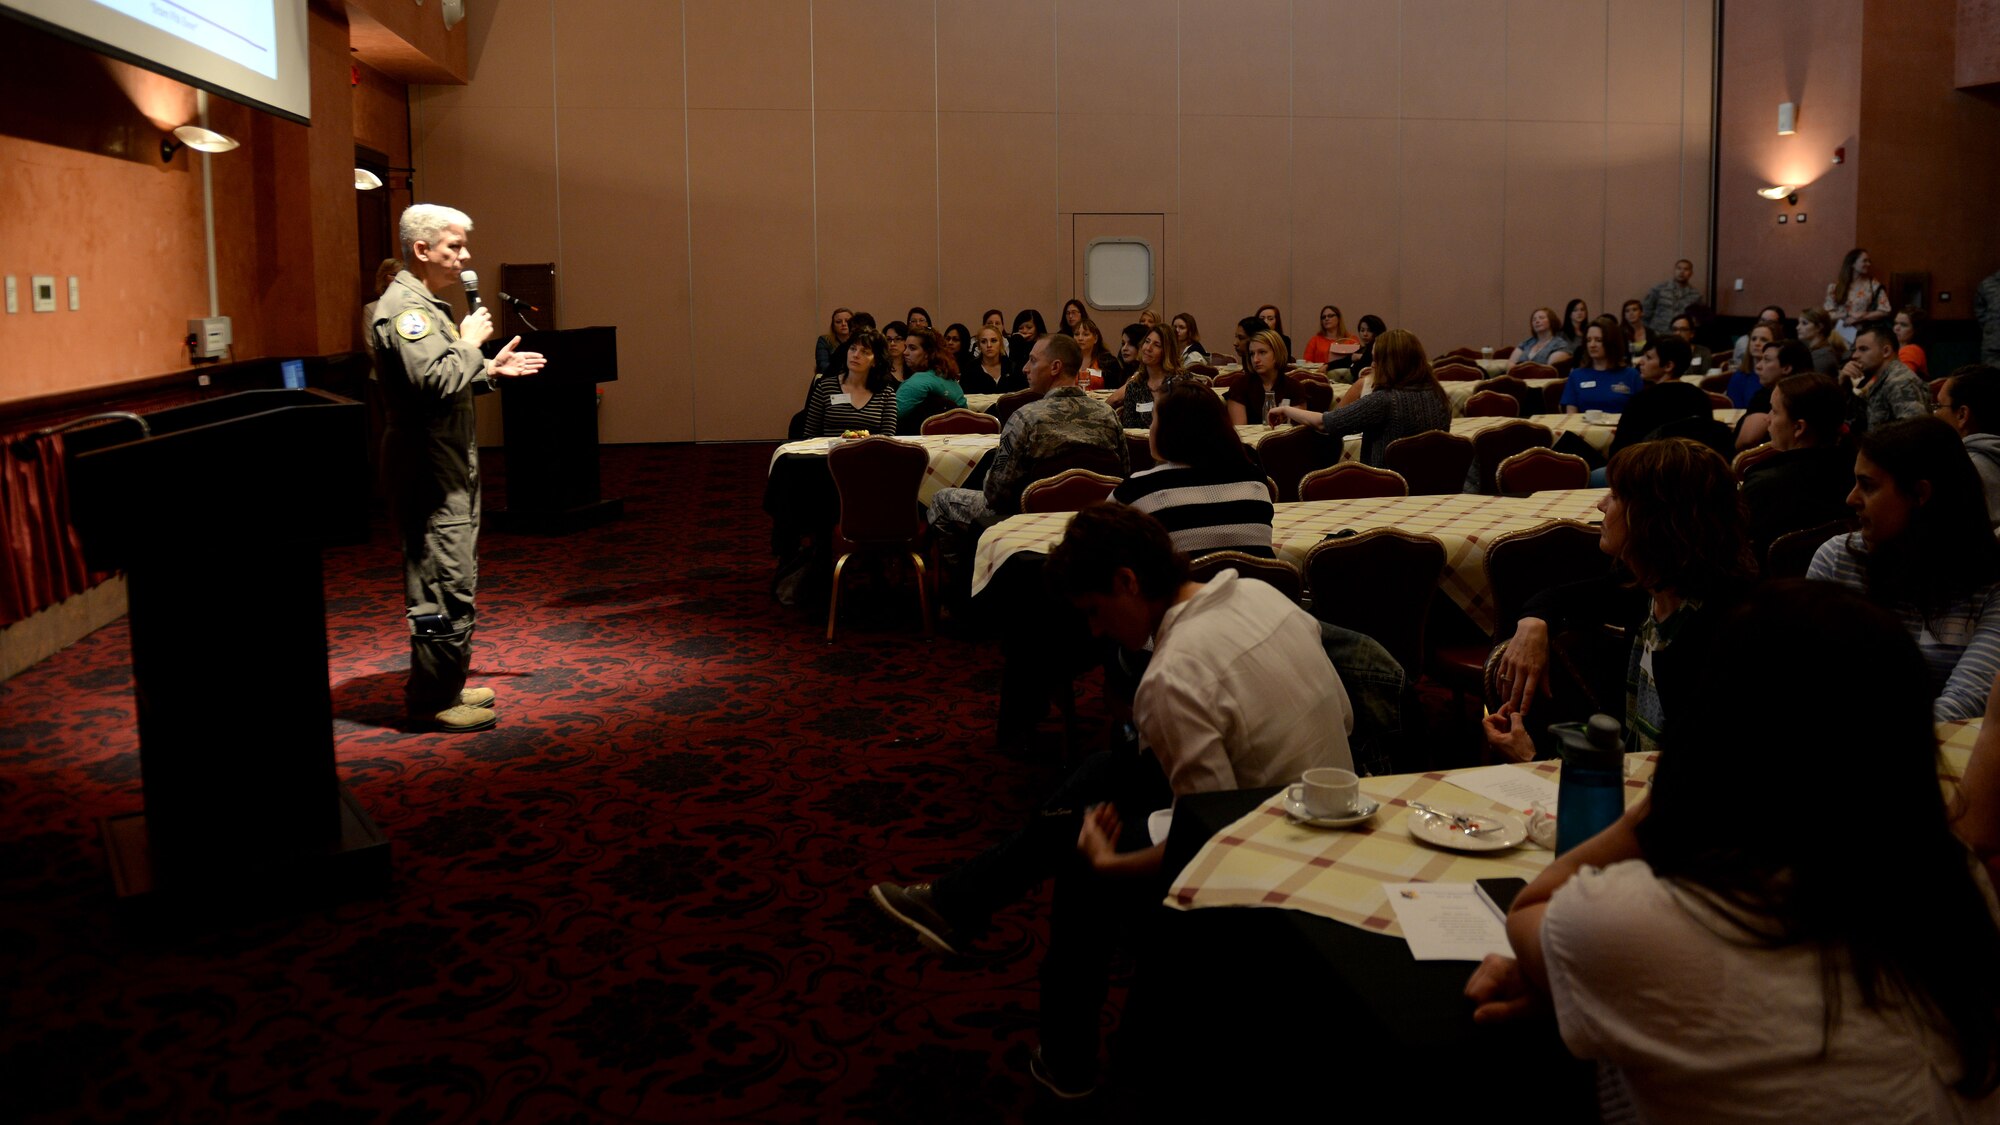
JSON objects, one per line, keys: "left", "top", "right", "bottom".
{"left": 1383, "top": 883, "right": 1514, "bottom": 961}
{"left": 1440, "top": 765, "right": 1560, "bottom": 813}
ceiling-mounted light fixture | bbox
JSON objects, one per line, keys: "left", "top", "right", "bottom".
{"left": 355, "top": 168, "right": 384, "bottom": 190}
{"left": 161, "top": 124, "right": 239, "bottom": 162}
{"left": 1778, "top": 101, "right": 1797, "bottom": 135}
{"left": 1758, "top": 185, "right": 1799, "bottom": 204}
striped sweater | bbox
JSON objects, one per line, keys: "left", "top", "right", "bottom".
{"left": 1113, "top": 461, "right": 1276, "bottom": 559}
{"left": 1807, "top": 532, "right": 2000, "bottom": 722}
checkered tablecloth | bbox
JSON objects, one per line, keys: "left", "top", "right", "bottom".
{"left": 1166, "top": 722, "right": 1980, "bottom": 936}
{"left": 768, "top": 434, "right": 999, "bottom": 506}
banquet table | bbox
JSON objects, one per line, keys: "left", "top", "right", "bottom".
{"left": 1442, "top": 376, "right": 1565, "bottom": 416}
{"left": 973, "top": 488, "right": 1607, "bottom": 633}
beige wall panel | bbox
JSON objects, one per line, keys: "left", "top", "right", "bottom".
{"left": 422, "top": 0, "right": 552, "bottom": 110}
{"left": 1056, "top": 113, "right": 1178, "bottom": 215}
{"left": 557, "top": 106, "right": 694, "bottom": 444}
{"left": 1056, "top": 2, "right": 1175, "bottom": 117}
{"left": 1503, "top": 121, "right": 1607, "bottom": 343}
{"left": 814, "top": 110, "right": 942, "bottom": 321}
{"left": 1607, "top": 0, "right": 1684, "bottom": 124}
{"left": 685, "top": 0, "right": 811, "bottom": 110}
{"left": 412, "top": 104, "right": 562, "bottom": 267}
{"left": 1180, "top": 0, "right": 1290, "bottom": 118}
{"left": 1290, "top": 0, "right": 1400, "bottom": 119}
{"left": 555, "top": 1, "right": 684, "bottom": 109}
{"left": 1292, "top": 116, "right": 1403, "bottom": 333}
{"left": 1400, "top": 0, "right": 1507, "bottom": 121}
{"left": 937, "top": 0, "right": 1056, "bottom": 113}
{"left": 1507, "top": 0, "right": 1607, "bottom": 122}
{"left": 813, "top": 0, "right": 936, "bottom": 113}
{"left": 1397, "top": 119, "right": 1506, "bottom": 351}
{"left": 687, "top": 108, "right": 817, "bottom": 440}
{"left": 1178, "top": 115, "right": 1293, "bottom": 345}
{"left": 1679, "top": 0, "right": 1714, "bottom": 286}
{"left": 1603, "top": 122, "right": 1685, "bottom": 311}
{"left": 939, "top": 111, "right": 1062, "bottom": 324}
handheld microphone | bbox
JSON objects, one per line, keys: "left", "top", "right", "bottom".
{"left": 459, "top": 269, "right": 481, "bottom": 312}
{"left": 497, "top": 291, "right": 540, "bottom": 312}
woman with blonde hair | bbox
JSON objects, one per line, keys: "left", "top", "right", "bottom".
{"left": 1270, "top": 328, "right": 1450, "bottom": 466}
{"left": 1225, "top": 329, "right": 1308, "bottom": 427}
{"left": 1107, "top": 320, "right": 1188, "bottom": 428}
{"left": 816, "top": 307, "right": 855, "bottom": 377}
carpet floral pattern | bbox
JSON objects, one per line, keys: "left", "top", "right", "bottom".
{"left": 0, "top": 443, "right": 1107, "bottom": 1122}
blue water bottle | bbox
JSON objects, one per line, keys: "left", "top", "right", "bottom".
{"left": 1549, "top": 713, "right": 1626, "bottom": 855}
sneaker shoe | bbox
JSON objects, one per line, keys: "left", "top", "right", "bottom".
{"left": 459, "top": 686, "right": 496, "bottom": 708}
{"left": 422, "top": 703, "right": 498, "bottom": 732}
{"left": 1028, "top": 1045, "right": 1097, "bottom": 1100}
{"left": 868, "top": 882, "right": 961, "bottom": 955}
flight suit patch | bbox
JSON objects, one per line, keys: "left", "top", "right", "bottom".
{"left": 396, "top": 309, "right": 433, "bottom": 341}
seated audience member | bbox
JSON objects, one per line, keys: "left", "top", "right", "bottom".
{"left": 1621, "top": 298, "right": 1651, "bottom": 356}
{"left": 1487, "top": 439, "right": 1753, "bottom": 759}
{"left": 895, "top": 327, "right": 968, "bottom": 430}
{"left": 1060, "top": 298, "right": 1087, "bottom": 337}
{"left": 1843, "top": 323, "right": 1933, "bottom": 432}
{"left": 1225, "top": 330, "right": 1310, "bottom": 427}
{"left": 1073, "top": 317, "right": 1122, "bottom": 390}
{"left": 1117, "top": 322, "right": 1148, "bottom": 380}
{"left": 1734, "top": 339, "right": 1814, "bottom": 449}
{"left": 1469, "top": 579, "right": 2000, "bottom": 1124}
{"left": 800, "top": 328, "right": 898, "bottom": 437}
{"left": 928, "top": 334, "right": 1129, "bottom": 581}
{"left": 1116, "top": 384, "right": 1275, "bottom": 557}
{"left": 1796, "top": 306, "right": 1845, "bottom": 377}
{"left": 882, "top": 320, "right": 910, "bottom": 382}
{"left": 1894, "top": 306, "right": 1929, "bottom": 377}
{"left": 1808, "top": 417, "right": 2000, "bottom": 721}
{"left": 1507, "top": 307, "right": 1569, "bottom": 369}
{"left": 1936, "top": 364, "right": 2000, "bottom": 527}
{"left": 943, "top": 322, "right": 976, "bottom": 378}
{"left": 1005, "top": 309, "right": 1048, "bottom": 391}
{"left": 816, "top": 306, "right": 854, "bottom": 378}
{"left": 1590, "top": 336, "right": 1714, "bottom": 484}
{"left": 905, "top": 306, "right": 933, "bottom": 333}
{"left": 871, "top": 503, "right": 1354, "bottom": 1097}
{"left": 1669, "top": 312, "right": 1712, "bottom": 372}
{"left": 1108, "top": 321, "right": 1188, "bottom": 428}
{"left": 1271, "top": 328, "right": 1450, "bottom": 467}
{"left": 1301, "top": 305, "right": 1355, "bottom": 365}
{"left": 1256, "top": 303, "right": 1292, "bottom": 356}
{"left": 1328, "top": 314, "right": 1385, "bottom": 379}
{"left": 1559, "top": 299, "right": 1590, "bottom": 356}
{"left": 1138, "top": 309, "right": 1161, "bottom": 330}
{"left": 1559, "top": 316, "right": 1641, "bottom": 414}
{"left": 1724, "top": 320, "right": 1785, "bottom": 409}
{"left": 1229, "top": 315, "right": 1265, "bottom": 370}
{"left": 1741, "top": 373, "right": 1855, "bottom": 556}
{"left": 849, "top": 311, "right": 878, "bottom": 336}
{"left": 1730, "top": 304, "right": 1787, "bottom": 373}
{"left": 964, "top": 323, "right": 1008, "bottom": 394}
{"left": 1172, "top": 313, "right": 1207, "bottom": 366}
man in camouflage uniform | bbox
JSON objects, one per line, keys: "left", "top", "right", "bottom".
{"left": 1841, "top": 322, "right": 1932, "bottom": 434}
{"left": 373, "top": 203, "right": 545, "bottom": 732}
{"left": 928, "top": 333, "right": 1130, "bottom": 584}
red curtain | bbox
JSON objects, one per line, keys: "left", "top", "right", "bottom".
{"left": 1, "top": 432, "right": 110, "bottom": 628}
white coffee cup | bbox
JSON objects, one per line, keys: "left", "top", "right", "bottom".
{"left": 1481, "top": 346, "right": 1494, "bottom": 359}
{"left": 1288, "top": 767, "right": 1360, "bottom": 818}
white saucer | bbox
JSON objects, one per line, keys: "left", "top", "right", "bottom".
{"left": 1281, "top": 794, "right": 1380, "bottom": 828}
{"left": 1404, "top": 806, "right": 1528, "bottom": 852}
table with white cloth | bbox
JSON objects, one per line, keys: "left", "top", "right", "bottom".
{"left": 972, "top": 488, "right": 1608, "bottom": 633}
{"left": 768, "top": 433, "right": 1001, "bottom": 506}
{"left": 1441, "top": 377, "right": 1565, "bottom": 417}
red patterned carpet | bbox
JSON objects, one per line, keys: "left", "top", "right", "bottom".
{"left": 0, "top": 443, "right": 1114, "bottom": 1123}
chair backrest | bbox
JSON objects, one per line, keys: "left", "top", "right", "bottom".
{"left": 1766, "top": 519, "right": 1852, "bottom": 581}
{"left": 1512, "top": 362, "right": 1558, "bottom": 381}
{"left": 1464, "top": 390, "right": 1519, "bottom": 418}
{"left": 1483, "top": 520, "right": 1610, "bottom": 632}
{"left": 1433, "top": 360, "right": 1482, "bottom": 381}
{"left": 1731, "top": 442, "right": 1780, "bottom": 481}
{"left": 1539, "top": 380, "right": 1566, "bottom": 414}
{"left": 1495, "top": 447, "right": 1590, "bottom": 496}
{"left": 920, "top": 407, "right": 1001, "bottom": 436}
{"left": 1706, "top": 391, "right": 1733, "bottom": 411}
{"left": 1187, "top": 551, "right": 1305, "bottom": 605}
{"left": 1699, "top": 372, "right": 1732, "bottom": 394}
{"left": 1298, "top": 462, "right": 1408, "bottom": 501}
{"left": 1303, "top": 529, "right": 1448, "bottom": 676}
{"left": 827, "top": 436, "right": 928, "bottom": 543}
{"left": 1297, "top": 379, "right": 1335, "bottom": 413}
{"left": 1552, "top": 357, "right": 1576, "bottom": 377}
{"left": 1470, "top": 420, "right": 1554, "bottom": 493}
{"left": 1255, "top": 422, "right": 1339, "bottom": 502}
{"left": 1494, "top": 345, "right": 1515, "bottom": 360}
{"left": 1187, "top": 363, "right": 1220, "bottom": 379}
{"left": 1444, "top": 347, "right": 1484, "bottom": 362}
{"left": 1473, "top": 374, "right": 1538, "bottom": 418}
{"left": 1383, "top": 430, "right": 1475, "bottom": 496}
{"left": 1019, "top": 468, "right": 1122, "bottom": 514}
{"left": 990, "top": 387, "right": 1042, "bottom": 426}
{"left": 1212, "top": 369, "right": 1246, "bottom": 389}
{"left": 1126, "top": 431, "right": 1154, "bottom": 472}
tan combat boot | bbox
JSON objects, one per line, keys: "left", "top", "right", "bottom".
{"left": 425, "top": 703, "right": 498, "bottom": 732}
{"left": 459, "top": 687, "right": 496, "bottom": 708}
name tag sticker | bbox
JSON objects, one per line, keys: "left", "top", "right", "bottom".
{"left": 1136, "top": 402, "right": 1153, "bottom": 413}
{"left": 831, "top": 393, "right": 853, "bottom": 405}
{"left": 1580, "top": 380, "right": 1598, "bottom": 389}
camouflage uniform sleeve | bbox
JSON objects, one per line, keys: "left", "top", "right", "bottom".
{"left": 984, "top": 409, "right": 1029, "bottom": 512}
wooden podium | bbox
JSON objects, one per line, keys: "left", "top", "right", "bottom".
{"left": 484, "top": 326, "right": 623, "bottom": 534}
{"left": 65, "top": 389, "right": 389, "bottom": 903}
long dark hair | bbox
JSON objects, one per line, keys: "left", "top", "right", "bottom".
{"left": 841, "top": 330, "right": 889, "bottom": 394}
{"left": 1603, "top": 438, "right": 1754, "bottom": 598}
{"left": 1834, "top": 247, "right": 1870, "bottom": 300}
{"left": 1854, "top": 417, "right": 2000, "bottom": 611}
{"left": 1013, "top": 308, "right": 1047, "bottom": 339}
{"left": 1152, "top": 383, "right": 1252, "bottom": 472}
{"left": 1586, "top": 314, "right": 1630, "bottom": 368}
{"left": 1562, "top": 299, "right": 1589, "bottom": 340}
{"left": 1061, "top": 298, "right": 1087, "bottom": 333}
{"left": 1638, "top": 580, "right": 2000, "bottom": 1098}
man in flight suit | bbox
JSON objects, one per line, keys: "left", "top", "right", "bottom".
{"left": 373, "top": 204, "right": 545, "bottom": 731}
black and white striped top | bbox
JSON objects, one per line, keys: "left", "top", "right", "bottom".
{"left": 1113, "top": 461, "right": 1276, "bottom": 558}
{"left": 801, "top": 375, "right": 898, "bottom": 438}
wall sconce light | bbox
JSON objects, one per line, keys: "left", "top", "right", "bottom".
{"left": 1758, "top": 185, "right": 1799, "bottom": 204}
{"left": 161, "top": 124, "right": 240, "bottom": 162}
{"left": 443, "top": 0, "right": 465, "bottom": 29}
{"left": 1778, "top": 102, "right": 1797, "bottom": 135}
{"left": 354, "top": 168, "right": 384, "bottom": 190}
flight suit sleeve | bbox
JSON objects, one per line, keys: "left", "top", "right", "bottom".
{"left": 381, "top": 301, "right": 490, "bottom": 399}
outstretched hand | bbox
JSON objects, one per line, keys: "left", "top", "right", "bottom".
{"left": 1464, "top": 954, "right": 1538, "bottom": 1024}
{"left": 1076, "top": 803, "right": 1125, "bottom": 872}
{"left": 490, "top": 336, "right": 547, "bottom": 378}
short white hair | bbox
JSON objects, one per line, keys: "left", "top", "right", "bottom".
{"left": 399, "top": 203, "right": 473, "bottom": 253}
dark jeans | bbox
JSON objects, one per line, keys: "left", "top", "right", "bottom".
{"left": 931, "top": 748, "right": 1171, "bottom": 1074}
